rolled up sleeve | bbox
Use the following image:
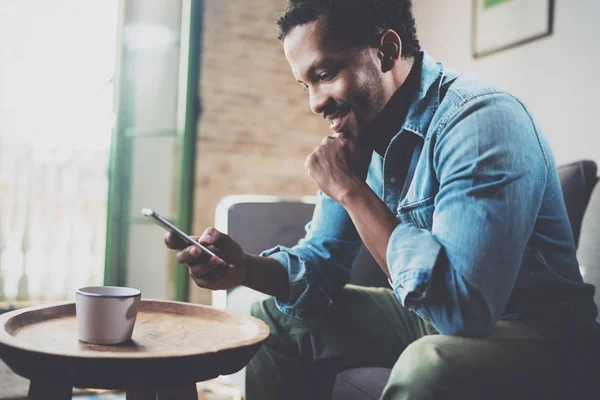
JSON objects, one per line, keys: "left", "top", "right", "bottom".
{"left": 261, "top": 191, "right": 363, "bottom": 320}
{"left": 387, "top": 223, "right": 442, "bottom": 304}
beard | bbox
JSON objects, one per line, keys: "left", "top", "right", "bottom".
{"left": 353, "top": 76, "right": 387, "bottom": 141}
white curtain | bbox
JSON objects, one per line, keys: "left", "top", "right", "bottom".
{"left": 0, "top": 0, "right": 119, "bottom": 302}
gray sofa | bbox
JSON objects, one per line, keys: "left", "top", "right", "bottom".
{"left": 217, "top": 160, "right": 600, "bottom": 399}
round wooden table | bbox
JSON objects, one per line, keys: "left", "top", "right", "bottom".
{"left": 0, "top": 299, "right": 269, "bottom": 399}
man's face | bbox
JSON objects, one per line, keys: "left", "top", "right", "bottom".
{"left": 283, "top": 18, "right": 387, "bottom": 140}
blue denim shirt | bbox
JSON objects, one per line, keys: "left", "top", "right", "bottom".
{"left": 262, "top": 52, "right": 597, "bottom": 337}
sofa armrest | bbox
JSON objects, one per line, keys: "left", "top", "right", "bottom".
{"left": 558, "top": 160, "right": 598, "bottom": 246}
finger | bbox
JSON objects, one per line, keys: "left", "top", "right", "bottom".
{"left": 304, "top": 154, "right": 312, "bottom": 171}
{"left": 188, "top": 253, "right": 223, "bottom": 268}
{"left": 189, "top": 258, "right": 223, "bottom": 276}
{"left": 189, "top": 273, "right": 220, "bottom": 291}
{"left": 321, "top": 135, "right": 335, "bottom": 145}
{"left": 164, "top": 231, "right": 188, "bottom": 250}
{"left": 198, "top": 227, "right": 221, "bottom": 245}
{"left": 177, "top": 246, "right": 206, "bottom": 264}
{"left": 190, "top": 267, "right": 228, "bottom": 290}
{"left": 188, "top": 264, "right": 215, "bottom": 279}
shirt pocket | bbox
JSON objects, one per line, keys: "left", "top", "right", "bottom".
{"left": 396, "top": 196, "right": 435, "bottom": 231}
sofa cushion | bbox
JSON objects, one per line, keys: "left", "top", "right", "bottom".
{"left": 332, "top": 367, "right": 392, "bottom": 400}
{"left": 577, "top": 180, "right": 600, "bottom": 322}
{"left": 557, "top": 160, "right": 598, "bottom": 246}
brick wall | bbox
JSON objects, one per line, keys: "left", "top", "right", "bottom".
{"left": 189, "top": 0, "right": 326, "bottom": 303}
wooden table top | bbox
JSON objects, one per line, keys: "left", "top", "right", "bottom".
{"left": 0, "top": 300, "right": 270, "bottom": 389}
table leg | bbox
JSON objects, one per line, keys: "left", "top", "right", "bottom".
{"left": 126, "top": 389, "right": 157, "bottom": 399}
{"left": 157, "top": 383, "right": 198, "bottom": 400}
{"left": 28, "top": 381, "right": 72, "bottom": 399}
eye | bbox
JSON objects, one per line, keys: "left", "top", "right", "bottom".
{"left": 297, "top": 82, "right": 309, "bottom": 91}
{"left": 317, "top": 70, "right": 336, "bottom": 82}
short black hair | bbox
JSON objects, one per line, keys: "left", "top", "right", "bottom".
{"left": 276, "top": 0, "right": 421, "bottom": 58}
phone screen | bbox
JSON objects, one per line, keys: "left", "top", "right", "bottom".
{"left": 141, "top": 208, "right": 227, "bottom": 267}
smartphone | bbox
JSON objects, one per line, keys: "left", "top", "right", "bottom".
{"left": 142, "top": 208, "right": 227, "bottom": 267}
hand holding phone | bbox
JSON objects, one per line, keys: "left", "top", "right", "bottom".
{"left": 142, "top": 208, "right": 228, "bottom": 268}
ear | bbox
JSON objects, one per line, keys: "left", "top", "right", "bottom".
{"left": 376, "top": 30, "right": 402, "bottom": 72}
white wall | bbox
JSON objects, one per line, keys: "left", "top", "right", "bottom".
{"left": 413, "top": 0, "right": 600, "bottom": 166}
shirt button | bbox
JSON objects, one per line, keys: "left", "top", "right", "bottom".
{"left": 390, "top": 177, "right": 397, "bottom": 184}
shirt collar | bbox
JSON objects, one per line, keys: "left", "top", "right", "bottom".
{"left": 400, "top": 51, "right": 445, "bottom": 139}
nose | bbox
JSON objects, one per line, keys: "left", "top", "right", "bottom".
{"left": 309, "top": 86, "right": 331, "bottom": 115}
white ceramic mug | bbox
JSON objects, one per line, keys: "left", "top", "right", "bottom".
{"left": 75, "top": 286, "right": 141, "bottom": 345}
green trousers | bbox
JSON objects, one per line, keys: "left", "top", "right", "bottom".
{"left": 246, "top": 285, "right": 573, "bottom": 400}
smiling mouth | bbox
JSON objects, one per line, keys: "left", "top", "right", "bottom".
{"left": 328, "top": 110, "right": 351, "bottom": 133}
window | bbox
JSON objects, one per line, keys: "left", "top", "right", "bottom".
{"left": 0, "top": 0, "right": 119, "bottom": 304}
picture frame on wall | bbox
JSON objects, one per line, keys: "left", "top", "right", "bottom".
{"left": 472, "top": 0, "right": 555, "bottom": 58}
